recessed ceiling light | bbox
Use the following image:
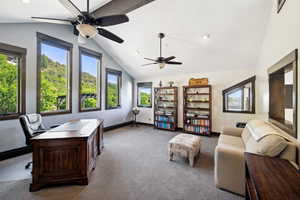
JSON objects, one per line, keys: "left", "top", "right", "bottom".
{"left": 22, "top": 0, "right": 31, "bottom": 4}
{"left": 202, "top": 34, "right": 210, "bottom": 40}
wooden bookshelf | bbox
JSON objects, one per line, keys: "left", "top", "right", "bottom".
{"left": 183, "top": 85, "right": 212, "bottom": 136}
{"left": 154, "top": 87, "right": 178, "bottom": 131}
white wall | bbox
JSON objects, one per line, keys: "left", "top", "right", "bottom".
{"left": 134, "top": 69, "right": 266, "bottom": 133}
{"left": 0, "top": 23, "right": 134, "bottom": 152}
{"left": 257, "top": 0, "right": 300, "bottom": 141}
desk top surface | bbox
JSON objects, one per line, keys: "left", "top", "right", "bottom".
{"left": 245, "top": 153, "right": 300, "bottom": 200}
{"left": 32, "top": 119, "right": 103, "bottom": 140}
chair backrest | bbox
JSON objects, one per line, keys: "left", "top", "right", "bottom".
{"left": 19, "top": 114, "right": 45, "bottom": 145}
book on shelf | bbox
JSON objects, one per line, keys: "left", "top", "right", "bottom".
{"left": 155, "top": 115, "right": 174, "bottom": 122}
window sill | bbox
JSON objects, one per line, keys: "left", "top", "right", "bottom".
{"left": 105, "top": 106, "right": 121, "bottom": 110}
{"left": 40, "top": 110, "right": 72, "bottom": 116}
{"left": 223, "top": 110, "right": 255, "bottom": 114}
{"left": 137, "top": 105, "right": 152, "bottom": 108}
{"left": 79, "top": 108, "right": 101, "bottom": 113}
{"left": 0, "top": 113, "right": 23, "bottom": 121}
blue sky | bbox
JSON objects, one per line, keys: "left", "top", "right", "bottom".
{"left": 42, "top": 43, "right": 98, "bottom": 76}
{"left": 42, "top": 43, "right": 118, "bottom": 83}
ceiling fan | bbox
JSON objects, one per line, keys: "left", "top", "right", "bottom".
{"left": 32, "top": 0, "right": 129, "bottom": 43}
{"left": 143, "top": 33, "right": 183, "bottom": 69}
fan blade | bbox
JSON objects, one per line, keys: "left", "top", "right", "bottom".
{"left": 166, "top": 61, "right": 182, "bottom": 65}
{"left": 97, "top": 28, "right": 124, "bottom": 43}
{"left": 92, "top": 0, "right": 155, "bottom": 18}
{"left": 144, "top": 58, "right": 157, "bottom": 62}
{"left": 31, "top": 17, "right": 72, "bottom": 25}
{"left": 58, "top": 0, "right": 83, "bottom": 17}
{"left": 95, "top": 14, "right": 129, "bottom": 26}
{"left": 142, "top": 63, "right": 157, "bottom": 66}
{"left": 164, "top": 56, "right": 176, "bottom": 62}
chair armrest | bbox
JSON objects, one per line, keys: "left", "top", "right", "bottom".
{"left": 222, "top": 127, "right": 243, "bottom": 137}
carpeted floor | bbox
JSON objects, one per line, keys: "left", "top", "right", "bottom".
{"left": 0, "top": 125, "right": 243, "bottom": 200}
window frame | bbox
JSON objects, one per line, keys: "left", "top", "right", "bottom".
{"left": 105, "top": 68, "right": 122, "bottom": 110}
{"left": 0, "top": 42, "right": 26, "bottom": 121}
{"left": 36, "top": 32, "right": 73, "bottom": 116}
{"left": 137, "top": 82, "right": 152, "bottom": 108}
{"left": 222, "top": 76, "right": 256, "bottom": 114}
{"left": 78, "top": 46, "right": 102, "bottom": 112}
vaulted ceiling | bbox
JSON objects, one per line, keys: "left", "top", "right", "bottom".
{"left": 0, "top": 0, "right": 272, "bottom": 79}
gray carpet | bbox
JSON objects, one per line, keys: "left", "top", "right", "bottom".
{"left": 0, "top": 125, "right": 243, "bottom": 200}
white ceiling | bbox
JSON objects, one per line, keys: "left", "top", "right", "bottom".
{"left": 0, "top": 0, "right": 272, "bottom": 79}
{"left": 93, "top": 0, "right": 273, "bottom": 78}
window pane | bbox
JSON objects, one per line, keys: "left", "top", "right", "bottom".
{"left": 80, "top": 54, "right": 100, "bottom": 110}
{"left": 107, "top": 73, "right": 119, "bottom": 108}
{"left": 40, "top": 43, "right": 69, "bottom": 112}
{"left": 227, "top": 89, "right": 242, "bottom": 111}
{"left": 223, "top": 76, "right": 255, "bottom": 113}
{"left": 0, "top": 53, "right": 19, "bottom": 115}
{"left": 138, "top": 87, "right": 151, "bottom": 107}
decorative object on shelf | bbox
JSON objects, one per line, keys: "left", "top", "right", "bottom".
{"left": 189, "top": 78, "right": 209, "bottom": 86}
{"left": 277, "top": 0, "right": 287, "bottom": 13}
{"left": 154, "top": 87, "right": 178, "bottom": 131}
{"left": 159, "top": 80, "right": 162, "bottom": 87}
{"left": 132, "top": 107, "right": 140, "bottom": 127}
{"left": 183, "top": 85, "right": 212, "bottom": 136}
{"left": 142, "top": 33, "right": 183, "bottom": 69}
{"left": 168, "top": 81, "right": 175, "bottom": 87}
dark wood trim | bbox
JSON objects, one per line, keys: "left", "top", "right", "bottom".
{"left": 36, "top": 32, "right": 73, "bottom": 115}
{"left": 277, "top": 0, "right": 287, "bottom": 13}
{"left": 36, "top": 32, "right": 73, "bottom": 49}
{"left": 0, "top": 42, "right": 26, "bottom": 121}
{"left": 137, "top": 82, "right": 153, "bottom": 108}
{"left": 222, "top": 76, "right": 256, "bottom": 114}
{"left": 105, "top": 68, "right": 122, "bottom": 110}
{"left": 40, "top": 110, "right": 72, "bottom": 116}
{"left": 78, "top": 47, "right": 102, "bottom": 112}
{"left": 0, "top": 146, "right": 31, "bottom": 161}
{"left": 268, "top": 49, "right": 298, "bottom": 138}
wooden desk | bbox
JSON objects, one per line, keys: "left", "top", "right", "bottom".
{"left": 245, "top": 153, "right": 300, "bottom": 200}
{"left": 30, "top": 119, "right": 104, "bottom": 192}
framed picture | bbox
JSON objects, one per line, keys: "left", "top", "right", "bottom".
{"left": 277, "top": 0, "right": 287, "bottom": 13}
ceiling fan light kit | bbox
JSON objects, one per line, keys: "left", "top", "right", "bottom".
{"left": 76, "top": 24, "right": 97, "bottom": 38}
{"left": 143, "top": 33, "right": 183, "bottom": 69}
{"left": 31, "top": 0, "right": 129, "bottom": 43}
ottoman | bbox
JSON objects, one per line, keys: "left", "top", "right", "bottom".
{"left": 168, "top": 134, "right": 201, "bottom": 167}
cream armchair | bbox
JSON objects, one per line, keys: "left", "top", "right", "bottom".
{"left": 214, "top": 120, "right": 299, "bottom": 196}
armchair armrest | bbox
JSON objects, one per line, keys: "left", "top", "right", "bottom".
{"left": 222, "top": 127, "right": 243, "bottom": 137}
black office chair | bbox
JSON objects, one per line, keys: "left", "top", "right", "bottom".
{"left": 19, "top": 114, "right": 58, "bottom": 169}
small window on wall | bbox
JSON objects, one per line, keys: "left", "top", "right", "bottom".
{"left": 137, "top": 82, "right": 152, "bottom": 108}
{"left": 223, "top": 76, "right": 256, "bottom": 114}
{"left": 79, "top": 47, "right": 102, "bottom": 112}
{"left": 0, "top": 42, "right": 26, "bottom": 120}
{"left": 106, "top": 68, "right": 122, "bottom": 109}
{"left": 37, "top": 33, "right": 73, "bottom": 115}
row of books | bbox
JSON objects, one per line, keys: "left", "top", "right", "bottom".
{"left": 187, "top": 119, "right": 209, "bottom": 126}
{"left": 155, "top": 116, "right": 175, "bottom": 122}
{"left": 184, "top": 125, "right": 209, "bottom": 134}
{"left": 155, "top": 122, "right": 174, "bottom": 129}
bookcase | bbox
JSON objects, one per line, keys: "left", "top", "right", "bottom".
{"left": 154, "top": 87, "right": 178, "bottom": 131}
{"left": 183, "top": 85, "right": 212, "bottom": 136}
